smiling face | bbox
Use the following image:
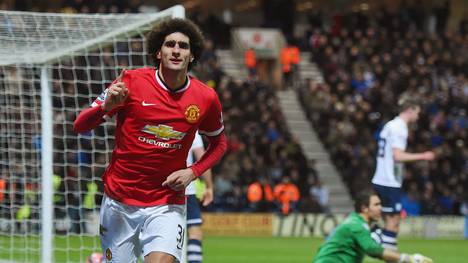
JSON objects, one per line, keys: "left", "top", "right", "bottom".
{"left": 157, "top": 32, "right": 193, "bottom": 72}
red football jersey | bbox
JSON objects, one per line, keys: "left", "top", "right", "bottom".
{"left": 91, "top": 68, "right": 224, "bottom": 206}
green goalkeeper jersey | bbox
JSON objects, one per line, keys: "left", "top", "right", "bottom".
{"left": 313, "top": 212, "right": 384, "bottom": 263}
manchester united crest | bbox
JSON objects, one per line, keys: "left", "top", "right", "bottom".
{"left": 185, "top": 104, "right": 200, "bottom": 123}
{"left": 106, "top": 248, "right": 112, "bottom": 260}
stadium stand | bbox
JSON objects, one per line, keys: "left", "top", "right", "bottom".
{"left": 0, "top": 0, "right": 324, "bottom": 216}
{"left": 2, "top": 0, "right": 466, "bottom": 217}
{"left": 300, "top": 6, "right": 467, "bottom": 215}
{"left": 2, "top": 2, "right": 468, "bottom": 263}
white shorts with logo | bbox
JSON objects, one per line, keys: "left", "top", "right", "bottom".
{"left": 99, "top": 194, "right": 186, "bottom": 263}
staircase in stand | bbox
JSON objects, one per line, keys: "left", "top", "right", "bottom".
{"left": 216, "top": 49, "right": 353, "bottom": 213}
{"left": 277, "top": 51, "right": 353, "bottom": 213}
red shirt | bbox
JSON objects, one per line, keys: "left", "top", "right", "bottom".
{"left": 90, "top": 68, "right": 224, "bottom": 206}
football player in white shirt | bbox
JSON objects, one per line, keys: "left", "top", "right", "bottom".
{"left": 371, "top": 94, "right": 435, "bottom": 251}
{"left": 184, "top": 132, "right": 213, "bottom": 263}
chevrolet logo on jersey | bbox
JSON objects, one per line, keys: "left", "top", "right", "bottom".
{"left": 142, "top": 124, "right": 186, "bottom": 140}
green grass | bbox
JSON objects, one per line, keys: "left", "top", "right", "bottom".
{"left": 205, "top": 236, "right": 467, "bottom": 262}
{"left": 1, "top": 235, "right": 467, "bottom": 262}
{"left": 0, "top": 235, "right": 100, "bottom": 262}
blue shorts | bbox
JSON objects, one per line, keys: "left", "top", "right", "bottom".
{"left": 186, "top": 194, "right": 202, "bottom": 226}
{"left": 372, "top": 184, "right": 402, "bottom": 214}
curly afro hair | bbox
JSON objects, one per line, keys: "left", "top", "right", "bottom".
{"left": 146, "top": 18, "right": 204, "bottom": 70}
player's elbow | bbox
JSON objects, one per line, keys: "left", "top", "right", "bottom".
{"left": 73, "top": 119, "right": 86, "bottom": 134}
{"left": 365, "top": 248, "right": 383, "bottom": 258}
{"left": 73, "top": 107, "right": 103, "bottom": 134}
{"left": 73, "top": 113, "right": 93, "bottom": 134}
{"left": 392, "top": 149, "right": 404, "bottom": 161}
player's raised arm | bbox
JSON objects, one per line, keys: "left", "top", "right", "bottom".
{"left": 73, "top": 70, "right": 128, "bottom": 133}
{"left": 101, "top": 69, "right": 129, "bottom": 111}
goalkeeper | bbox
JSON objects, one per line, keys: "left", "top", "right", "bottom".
{"left": 313, "top": 191, "right": 433, "bottom": 263}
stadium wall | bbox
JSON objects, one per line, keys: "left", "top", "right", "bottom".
{"left": 28, "top": 212, "right": 467, "bottom": 239}
{"left": 200, "top": 213, "right": 467, "bottom": 239}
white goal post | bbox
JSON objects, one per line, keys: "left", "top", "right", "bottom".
{"left": 0, "top": 5, "right": 184, "bottom": 262}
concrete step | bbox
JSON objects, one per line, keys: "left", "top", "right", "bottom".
{"left": 217, "top": 50, "right": 353, "bottom": 213}
{"left": 277, "top": 88, "right": 352, "bottom": 213}
{"left": 328, "top": 186, "right": 347, "bottom": 195}
{"left": 318, "top": 175, "right": 343, "bottom": 184}
{"left": 297, "top": 56, "right": 324, "bottom": 83}
{"left": 329, "top": 194, "right": 352, "bottom": 202}
{"left": 216, "top": 50, "right": 249, "bottom": 81}
{"left": 330, "top": 206, "right": 353, "bottom": 214}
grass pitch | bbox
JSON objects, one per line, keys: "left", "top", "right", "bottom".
{"left": 205, "top": 236, "right": 467, "bottom": 262}
{"left": 0, "top": 235, "right": 466, "bottom": 262}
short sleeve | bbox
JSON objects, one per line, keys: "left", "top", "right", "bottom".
{"left": 389, "top": 122, "right": 407, "bottom": 150}
{"left": 199, "top": 94, "right": 224, "bottom": 137}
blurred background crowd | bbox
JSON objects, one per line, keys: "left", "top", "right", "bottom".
{"left": 0, "top": 0, "right": 467, "bottom": 229}
{"left": 299, "top": 4, "right": 467, "bottom": 215}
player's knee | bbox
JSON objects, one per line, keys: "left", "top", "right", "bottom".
{"left": 188, "top": 225, "right": 203, "bottom": 240}
{"left": 144, "top": 251, "right": 175, "bottom": 263}
{"left": 384, "top": 214, "right": 400, "bottom": 232}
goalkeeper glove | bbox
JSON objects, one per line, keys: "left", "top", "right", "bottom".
{"left": 400, "top": 253, "right": 433, "bottom": 263}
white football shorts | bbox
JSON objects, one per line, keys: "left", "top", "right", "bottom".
{"left": 99, "top": 194, "right": 186, "bottom": 262}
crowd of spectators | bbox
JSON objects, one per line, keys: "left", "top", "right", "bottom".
{"left": 193, "top": 48, "right": 322, "bottom": 213}
{"left": 205, "top": 75, "right": 321, "bottom": 213}
{"left": 1, "top": 0, "right": 232, "bottom": 49}
{"left": 300, "top": 5, "right": 467, "bottom": 215}
{"left": 4, "top": 0, "right": 466, "bottom": 221}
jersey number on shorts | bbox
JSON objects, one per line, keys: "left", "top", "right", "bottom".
{"left": 377, "top": 138, "right": 386, "bottom": 158}
{"left": 176, "top": 224, "right": 184, "bottom": 250}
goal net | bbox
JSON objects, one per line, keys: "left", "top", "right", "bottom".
{"left": 0, "top": 6, "right": 184, "bottom": 262}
